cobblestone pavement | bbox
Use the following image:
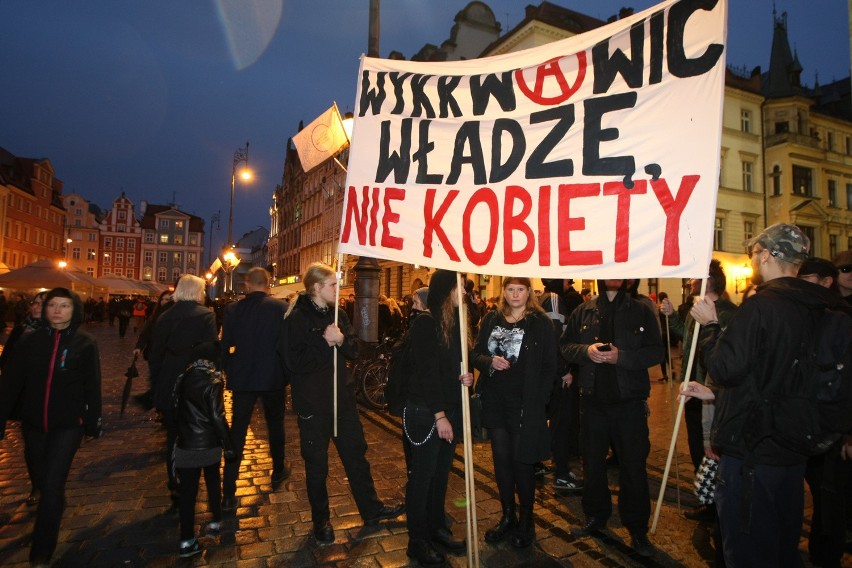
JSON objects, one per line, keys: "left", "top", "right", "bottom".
{"left": 0, "top": 321, "right": 827, "bottom": 567}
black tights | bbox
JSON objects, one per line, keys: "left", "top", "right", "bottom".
{"left": 489, "top": 428, "right": 535, "bottom": 510}
{"left": 177, "top": 464, "right": 222, "bottom": 541}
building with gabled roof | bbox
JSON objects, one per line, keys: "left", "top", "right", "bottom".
{"left": 138, "top": 202, "right": 205, "bottom": 284}
{"left": 0, "top": 147, "right": 67, "bottom": 272}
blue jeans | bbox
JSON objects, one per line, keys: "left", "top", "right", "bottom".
{"left": 715, "top": 455, "right": 805, "bottom": 567}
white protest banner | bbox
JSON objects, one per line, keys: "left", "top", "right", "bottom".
{"left": 339, "top": 0, "right": 727, "bottom": 278}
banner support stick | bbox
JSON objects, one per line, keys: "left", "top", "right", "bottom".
{"left": 456, "top": 273, "right": 479, "bottom": 567}
{"left": 651, "top": 279, "right": 707, "bottom": 533}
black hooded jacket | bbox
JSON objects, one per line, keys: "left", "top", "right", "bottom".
{"left": 699, "top": 276, "right": 842, "bottom": 465}
{"left": 0, "top": 294, "right": 101, "bottom": 438}
{"left": 279, "top": 293, "right": 360, "bottom": 416}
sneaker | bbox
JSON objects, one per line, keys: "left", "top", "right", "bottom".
{"left": 205, "top": 521, "right": 222, "bottom": 535}
{"left": 630, "top": 532, "right": 655, "bottom": 557}
{"left": 554, "top": 472, "right": 583, "bottom": 492}
{"left": 178, "top": 538, "right": 204, "bottom": 558}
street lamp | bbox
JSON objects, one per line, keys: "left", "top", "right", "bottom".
{"left": 222, "top": 249, "right": 241, "bottom": 296}
{"left": 735, "top": 263, "right": 753, "bottom": 294}
{"left": 227, "top": 141, "right": 251, "bottom": 248}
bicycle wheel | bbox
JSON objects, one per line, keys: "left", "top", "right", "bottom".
{"left": 359, "top": 360, "right": 388, "bottom": 411}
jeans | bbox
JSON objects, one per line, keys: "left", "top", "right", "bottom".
{"left": 581, "top": 398, "right": 651, "bottom": 534}
{"left": 715, "top": 455, "right": 805, "bottom": 567}
{"left": 223, "top": 389, "right": 286, "bottom": 497}
{"left": 404, "top": 404, "right": 456, "bottom": 540}
{"left": 23, "top": 426, "right": 83, "bottom": 563}
{"left": 296, "top": 404, "right": 382, "bottom": 524}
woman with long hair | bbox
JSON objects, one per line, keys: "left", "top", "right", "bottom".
{"left": 0, "top": 288, "right": 102, "bottom": 566}
{"left": 473, "top": 277, "right": 558, "bottom": 548}
{"left": 280, "top": 262, "right": 403, "bottom": 545}
{"left": 149, "top": 275, "right": 217, "bottom": 502}
{"left": 404, "top": 270, "right": 474, "bottom": 565}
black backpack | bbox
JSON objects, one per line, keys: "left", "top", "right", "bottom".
{"left": 385, "top": 312, "right": 432, "bottom": 417}
{"left": 745, "top": 307, "right": 852, "bottom": 456}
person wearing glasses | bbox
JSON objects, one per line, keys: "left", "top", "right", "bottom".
{"left": 833, "top": 250, "right": 852, "bottom": 308}
{"left": 683, "top": 224, "right": 846, "bottom": 567}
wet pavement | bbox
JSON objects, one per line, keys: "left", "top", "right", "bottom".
{"left": 0, "top": 320, "right": 825, "bottom": 567}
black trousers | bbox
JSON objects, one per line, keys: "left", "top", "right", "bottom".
{"left": 162, "top": 405, "right": 179, "bottom": 492}
{"left": 296, "top": 404, "right": 383, "bottom": 524}
{"left": 805, "top": 451, "right": 851, "bottom": 568}
{"left": 117, "top": 315, "right": 130, "bottom": 338}
{"left": 581, "top": 398, "right": 650, "bottom": 534}
{"left": 23, "top": 426, "right": 83, "bottom": 563}
{"left": 549, "top": 382, "right": 580, "bottom": 478}
{"left": 404, "top": 404, "right": 457, "bottom": 541}
{"left": 223, "top": 389, "right": 286, "bottom": 497}
{"left": 684, "top": 397, "right": 704, "bottom": 472}
{"left": 178, "top": 463, "right": 222, "bottom": 541}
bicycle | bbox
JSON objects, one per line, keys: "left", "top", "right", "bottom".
{"left": 354, "top": 335, "right": 397, "bottom": 411}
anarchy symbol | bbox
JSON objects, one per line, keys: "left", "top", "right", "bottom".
{"left": 515, "top": 51, "right": 587, "bottom": 105}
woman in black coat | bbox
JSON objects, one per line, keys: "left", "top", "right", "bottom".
{"left": 280, "top": 262, "right": 403, "bottom": 545}
{"left": 0, "top": 287, "right": 102, "bottom": 566}
{"left": 404, "top": 269, "right": 474, "bottom": 565}
{"left": 149, "top": 275, "right": 217, "bottom": 501}
{"left": 472, "top": 277, "right": 557, "bottom": 548}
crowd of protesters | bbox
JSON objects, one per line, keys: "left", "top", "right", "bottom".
{"left": 0, "top": 229, "right": 849, "bottom": 565}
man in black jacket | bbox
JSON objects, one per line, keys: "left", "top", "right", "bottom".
{"left": 686, "top": 223, "right": 843, "bottom": 566}
{"left": 221, "top": 268, "right": 290, "bottom": 510}
{"left": 561, "top": 279, "right": 662, "bottom": 557}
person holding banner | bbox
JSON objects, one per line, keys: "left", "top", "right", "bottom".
{"left": 280, "top": 263, "right": 403, "bottom": 545}
{"left": 473, "top": 277, "right": 557, "bottom": 549}
{"left": 403, "top": 269, "right": 474, "bottom": 565}
{"left": 561, "top": 279, "right": 661, "bottom": 558}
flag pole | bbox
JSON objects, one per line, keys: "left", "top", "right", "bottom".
{"left": 332, "top": 253, "right": 344, "bottom": 437}
{"left": 456, "top": 273, "right": 479, "bottom": 567}
{"left": 651, "top": 279, "right": 708, "bottom": 533}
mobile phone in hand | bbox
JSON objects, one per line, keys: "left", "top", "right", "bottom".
{"left": 598, "top": 343, "right": 612, "bottom": 352}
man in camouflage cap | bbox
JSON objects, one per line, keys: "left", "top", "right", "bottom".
{"left": 744, "top": 223, "right": 810, "bottom": 277}
{"left": 681, "top": 222, "right": 844, "bottom": 566}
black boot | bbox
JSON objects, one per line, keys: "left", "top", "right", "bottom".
{"left": 485, "top": 505, "right": 517, "bottom": 543}
{"left": 510, "top": 507, "right": 534, "bottom": 548}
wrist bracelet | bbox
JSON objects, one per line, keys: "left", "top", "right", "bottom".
{"left": 436, "top": 416, "right": 448, "bottom": 422}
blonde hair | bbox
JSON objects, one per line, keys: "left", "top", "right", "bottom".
{"left": 499, "top": 277, "right": 545, "bottom": 318}
{"left": 285, "top": 263, "right": 336, "bottom": 319}
{"left": 303, "top": 262, "right": 336, "bottom": 295}
{"left": 172, "top": 274, "right": 206, "bottom": 303}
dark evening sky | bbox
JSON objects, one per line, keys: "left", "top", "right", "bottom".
{"left": 1, "top": 1, "right": 848, "bottom": 257}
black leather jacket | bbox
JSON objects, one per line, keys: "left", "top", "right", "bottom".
{"left": 173, "top": 360, "right": 234, "bottom": 457}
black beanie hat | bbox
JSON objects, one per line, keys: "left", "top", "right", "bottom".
{"left": 427, "top": 269, "right": 458, "bottom": 314}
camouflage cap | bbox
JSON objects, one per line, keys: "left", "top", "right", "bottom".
{"left": 744, "top": 223, "right": 810, "bottom": 264}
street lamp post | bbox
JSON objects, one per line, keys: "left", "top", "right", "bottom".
{"left": 227, "top": 141, "right": 250, "bottom": 248}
